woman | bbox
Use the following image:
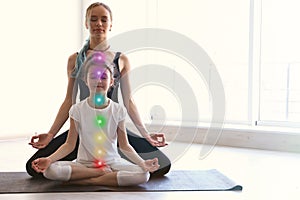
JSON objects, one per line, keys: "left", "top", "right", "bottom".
{"left": 26, "top": 2, "right": 170, "bottom": 178}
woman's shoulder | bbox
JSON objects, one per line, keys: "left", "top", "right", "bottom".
{"left": 116, "top": 53, "right": 130, "bottom": 73}
{"left": 118, "top": 52, "right": 128, "bottom": 61}
{"left": 68, "top": 53, "right": 78, "bottom": 64}
{"left": 67, "top": 52, "right": 78, "bottom": 75}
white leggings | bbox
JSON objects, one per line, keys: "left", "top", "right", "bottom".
{"left": 43, "top": 158, "right": 150, "bottom": 186}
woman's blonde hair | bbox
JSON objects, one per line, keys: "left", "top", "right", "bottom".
{"left": 85, "top": 2, "right": 113, "bottom": 22}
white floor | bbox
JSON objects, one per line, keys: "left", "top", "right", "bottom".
{"left": 0, "top": 138, "right": 300, "bottom": 200}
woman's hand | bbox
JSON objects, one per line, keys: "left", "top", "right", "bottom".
{"left": 31, "top": 157, "right": 51, "bottom": 173}
{"left": 29, "top": 133, "right": 53, "bottom": 149}
{"left": 146, "top": 133, "right": 168, "bottom": 147}
{"left": 140, "top": 158, "right": 160, "bottom": 173}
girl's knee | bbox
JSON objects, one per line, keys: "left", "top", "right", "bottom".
{"left": 117, "top": 171, "right": 150, "bottom": 186}
{"left": 43, "top": 162, "right": 72, "bottom": 181}
{"left": 135, "top": 172, "right": 150, "bottom": 184}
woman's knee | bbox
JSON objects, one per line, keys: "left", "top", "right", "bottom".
{"left": 25, "top": 159, "right": 37, "bottom": 177}
{"left": 26, "top": 156, "right": 45, "bottom": 178}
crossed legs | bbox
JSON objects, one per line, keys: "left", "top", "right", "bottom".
{"left": 43, "top": 158, "right": 149, "bottom": 186}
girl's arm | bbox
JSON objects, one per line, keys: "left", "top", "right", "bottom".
{"left": 117, "top": 120, "right": 144, "bottom": 165}
{"left": 32, "top": 118, "right": 79, "bottom": 173}
{"left": 118, "top": 54, "right": 166, "bottom": 147}
{"left": 47, "top": 118, "right": 79, "bottom": 162}
{"left": 117, "top": 120, "right": 159, "bottom": 172}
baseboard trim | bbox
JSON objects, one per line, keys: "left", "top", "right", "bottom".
{"left": 126, "top": 123, "right": 300, "bottom": 153}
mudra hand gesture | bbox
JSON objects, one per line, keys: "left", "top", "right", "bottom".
{"left": 146, "top": 133, "right": 168, "bottom": 147}
{"left": 29, "top": 133, "right": 53, "bottom": 149}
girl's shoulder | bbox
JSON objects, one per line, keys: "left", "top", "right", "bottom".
{"left": 109, "top": 101, "right": 127, "bottom": 121}
{"left": 109, "top": 100, "right": 122, "bottom": 108}
{"left": 110, "top": 100, "right": 126, "bottom": 111}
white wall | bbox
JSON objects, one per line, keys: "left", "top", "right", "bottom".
{"left": 2, "top": 0, "right": 298, "bottom": 140}
{"left": 0, "top": 0, "right": 250, "bottom": 139}
{"left": 0, "top": 0, "right": 81, "bottom": 138}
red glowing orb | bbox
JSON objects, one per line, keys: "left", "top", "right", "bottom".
{"left": 93, "top": 159, "right": 106, "bottom": 168}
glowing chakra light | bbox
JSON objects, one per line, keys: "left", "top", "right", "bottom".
{"left": 93, "top": 158, "right": 106, "bottom": 168}
{"left": 93, "top": 93, "right": 105, "bottom": 106}
{"left": 97, "top": 135, "right": 103, "bottom": 141}
{"left": 94, "top": 131, "right": 107, "bottom": 143}
{"left": 92, "top": 52, "right": 106, "bottom": 64}
{"left": 95, "top": 115, "right": 106, "bottom": 128}
{"left": 91, "top": 67, "right": 105, "bottom": 80}
{"left": 94, "top": 147, "right": 106, "bottom": 157}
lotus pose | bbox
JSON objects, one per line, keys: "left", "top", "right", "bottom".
{"left": 32, "top": 53, "right": 160, "bottom": 186}
{"left": 27, "top": 2, "right": 171, "bottom": 179}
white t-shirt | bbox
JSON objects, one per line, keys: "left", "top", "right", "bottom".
{"left": 69, "top": 99, "right": 127, "bottom": 166}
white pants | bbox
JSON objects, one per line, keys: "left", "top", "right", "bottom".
{"left": 43, "top": 158, "right": 150, "bottom": 186}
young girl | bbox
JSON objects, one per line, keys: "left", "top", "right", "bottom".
{"left": 31, "top": 52, "right": 160, "bottom": 186}
{"left": 27, "top": 2, "right": 171, "bottom": 178}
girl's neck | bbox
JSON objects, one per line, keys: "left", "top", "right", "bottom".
{"left": 89, "top": 38, "right": 109, "bottom": 51}
{"left": 87, "top": 95, "right": 110, "bottom": 109}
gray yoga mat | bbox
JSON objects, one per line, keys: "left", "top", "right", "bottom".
{"left": 0, "top": 169, "right": 242, "bottom": 193}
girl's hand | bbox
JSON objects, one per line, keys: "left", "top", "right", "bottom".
{"left": 99, "top": 165, "right": 113, "bottom": 174}
{"left": 146, "top": 133, "right": 168, "bottom": 147}
{"left": 31, "top": 157, "right": 51, "bottom": 173}
{"left": 140, "top": 158, "right": 160, "bottom": 173}
{"left": 29, "top": 133, "right": 53, "bottom": 149}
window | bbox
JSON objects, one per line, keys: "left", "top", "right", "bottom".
{"left": 85, "top": 0, "right": 300, "bottom": 130}
{"left": 258, "top": 0, "right": 300, "bottom": 126}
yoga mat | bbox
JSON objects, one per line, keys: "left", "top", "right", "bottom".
{"left": 0, "top": 169, "right": 242, "bottom": 193}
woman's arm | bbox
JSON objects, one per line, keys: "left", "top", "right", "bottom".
{"left": 118, "top": 54, "right": 166, "bottom": 147}
{"left": 47, "top": 53, "right": 78, "bottom": 137}
{"left": 29, "top": 53, "right": 78, "bottom": 149}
